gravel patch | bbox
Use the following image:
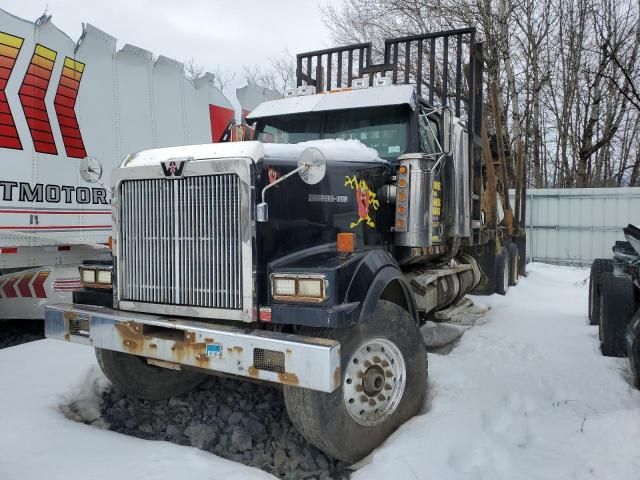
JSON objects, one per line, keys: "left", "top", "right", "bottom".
{"left": 97, "top": 377, "right": 350, "bottom": 479}
{"left": 0, "top": 320, "right": 44, "bottom": 349}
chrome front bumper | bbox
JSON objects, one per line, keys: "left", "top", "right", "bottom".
{"left": 45, "top": 304, "right": 341, "bottom": 393}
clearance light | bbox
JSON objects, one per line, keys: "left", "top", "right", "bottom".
{"left": 337, "top": 232, "right": 356, "bottom": 253}
{"left": 398, "top": 165, "right": 407, "bottom": 174}
{"left": 271, "top": 274, "right": 328, "bottom": 302}
{"left": 398, "top": 179, "right": 407, "bottom": 187}
{"left": 398, "top": 191, "right": 406, "bottom": 202}
{"left": 397, "top": 206, "right": 406, "bottom": 215}
{"left": 396, "top": 219, "right": 405, "bottom": 228}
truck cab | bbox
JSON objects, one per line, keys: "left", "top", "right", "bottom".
{"left": 44, "top": 28, "right": 512, "bottom": 463}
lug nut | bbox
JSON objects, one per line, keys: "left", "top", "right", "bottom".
{"left": 384, "top": 383, "right": 392, "bottom": 390}
{"left": 373, "top": 356, "right": 381, "bottom": 364}
{"left": 381, "top": 360, "right": 390, "bottom": 367}
{"left": 385, "top": 370, "right": 393, "bottom": 377}
{"left": 377, "top": 394, "right": 386, "bottom": 401}
{"left": 360, "top": 395, "right": 368, "bottom": 403}
{"left": 364, "top": 360, "right": 372, "bottom": 368}
{"left": 368, "top": 399, "right": 377, "bottom": 407}
{"left": 355, "top": 384, "right": 363, "bottom": 392}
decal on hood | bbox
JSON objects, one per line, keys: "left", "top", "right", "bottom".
{"left": 345, "top": 176, "right": 379, "bottom": 228}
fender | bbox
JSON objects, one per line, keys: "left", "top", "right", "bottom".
{"left": 345, "top": 250, "right": 418, "bottom": 324}
{"left": 267, "top": 246, "right": 417, "bottom": 328}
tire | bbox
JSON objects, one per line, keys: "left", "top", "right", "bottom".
{"left": 589, "top": 259, "right": 613, "bottom": 325}
{"left": 95, "top": 348, "right": 208, "bottom": 400}
{"left": 598, "top": 272, "right": 635, "bottom": 357}
{"left": 495, "top": 247, "right": 510, "bottom": 295}
{"left": 627, "top": 310, "right": 640, "bottom": 389}
{"left": 507, "top": 243, "right": 520, "bottom": 286}
{"left": 283, "top": 300, "right": 428, "bottom": 463}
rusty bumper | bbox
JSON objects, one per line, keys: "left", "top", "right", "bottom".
{"left": 44, "top": 304, "right": 341, "bottom": 393}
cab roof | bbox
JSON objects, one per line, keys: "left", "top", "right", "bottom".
{"left": 246, "top": 84, "right": 417, "bottom": 121}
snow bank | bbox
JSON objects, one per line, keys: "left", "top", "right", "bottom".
{"left": 355, "top": 263, "right": 640, "bottom": 479}
{"left": 1, "top": 263, "right": 639, "bottom": 480}
{"left": 0, "top": 341, "right": 273, "bottom": 480}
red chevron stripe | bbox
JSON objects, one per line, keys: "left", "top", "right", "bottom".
{"left": 32, "top": 271, "right": 50, "bottom": 298}
{"left": 2, "top": 276, "right": 18, "bottom": 298}
{"left": 17, "top": 274, "right": 33, "bottom": 297}
{"left": 19, "top": 44, "right": 57, "bottom": 155}
{"left": 0, "top": 32, "right": 23, "bottom": 151}
{"left": 54, "top": 57, "right": 86, "bottom": 158}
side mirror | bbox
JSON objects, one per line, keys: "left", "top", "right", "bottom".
{"left": 297, "top": 147, "right": 326, "bottom": 185}
{"left": 79, "top": 156, "right": 103, "bottom": 183}
{"left": 257, "top": 147, "right": 327, "bottom": 222}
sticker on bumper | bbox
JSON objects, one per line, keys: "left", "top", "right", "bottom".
{"left": 205, "top": 343, "right": 223, "bottom": 359}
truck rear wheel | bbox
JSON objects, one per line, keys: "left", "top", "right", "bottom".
{"left": 598, "top": 273, "right": 635, "bottom": 357}
{"left": 283, "top": 300, "right": 428, "bottom": 463}
{"left": 589, "top": 259, "right": 613, "bottom": 325}
{"left": 495, "top": 247, "right": 510, "bottom": 295}
{"left": 95, "top": 348, "right": 208, "bottom": 400}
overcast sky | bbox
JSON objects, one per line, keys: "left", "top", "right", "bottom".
{"left": 0, "top": 0, "right": 339, "bottom": 100}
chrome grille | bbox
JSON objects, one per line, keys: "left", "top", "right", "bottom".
{"left": 119, "top": 175, "right": 242, "bottom": 310}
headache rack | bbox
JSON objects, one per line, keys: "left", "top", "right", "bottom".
{"left": 296, "top": 28, "right": 484, "bottom": 244}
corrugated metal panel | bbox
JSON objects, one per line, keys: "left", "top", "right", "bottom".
{"left": 510, "top": 188, "right": 640, "bottom": 265}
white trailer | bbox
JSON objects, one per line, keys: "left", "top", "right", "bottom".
{"left": 0, "top": 9, "right": 236, "bottom": 318}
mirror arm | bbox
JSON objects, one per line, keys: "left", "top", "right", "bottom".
{"left": 260, "top": 164, "right": 308, "bottom": 204}
{"left": 86, "top": 169, "right": 112, "bottom": 195}
{"left": 257, "top": 163, "right": 310, "bottom": 222}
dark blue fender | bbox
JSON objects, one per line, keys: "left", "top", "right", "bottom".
{"left": 345, "top": 250, "right": 418, "bottom": 325}
{"left": 268, "top": 246, "right": 417, "bottom": 328}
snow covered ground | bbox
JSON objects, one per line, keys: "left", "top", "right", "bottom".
{"left": 1, "top": 263, "right": 639, "bottom": 479}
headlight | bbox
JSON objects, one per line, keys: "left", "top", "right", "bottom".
{"left": 79, "top": 266, "right": 113, "bottom": 289}
{"left": 96, "top": 269, "right": 112, "bottom": 284}
{"left": 80, "top": 268, "right": 96, "bottom": 284}
{"left": 271, "top": 274, "right": 327, "bottom": 302}
{"left": 273, "top": 277, "right": 296, "bottom": 296}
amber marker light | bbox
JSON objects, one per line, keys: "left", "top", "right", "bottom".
{"left": 396, "top": 219, "right": 405, "bottom": 228}
{"left": 397, "top": 206, "right": 406, "bottom": 214}
{"left": 398, "top": 191, "right": 406, "bottom": 202}
{"left": 398, "top": 165, "right": 407, "bottom": 174}
{"left": 398, "top": 179, "right": 407, "bottom": 187}
{"left": 337, "top": 232, "right": 356, "bottom": 253}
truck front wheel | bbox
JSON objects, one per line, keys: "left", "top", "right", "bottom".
{"left": 283, "top": 300, "right": 428, "bottom": 463}
{"left": 95, "top": 348, "right": 208, "bottom": 400}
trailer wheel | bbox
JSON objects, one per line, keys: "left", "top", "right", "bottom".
{"left": 507, "top": 243, "right": 520, "bottom": 286}
{"left": 283, "top": 300, "right": 427, "bottom": 463}
{"left": 589, "top": 258, "right": 613, "bottom": 325}
{"left": 495, "top": 247, "right": 510, "bottom": 295}
{"left": 95, "top": 348, "right": 208, "bottom": 400}
{"left": 598, "top": 273, "right": 635, "bottom": 357}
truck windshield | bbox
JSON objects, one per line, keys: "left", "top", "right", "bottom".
{"left": 256, "top": 105, "right": 410, "bottom": 159}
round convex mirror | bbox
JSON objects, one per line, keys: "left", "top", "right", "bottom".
{"left": 79, "top": 156, "right": 103, "bottom": 183}
{"left": 298, "top": 147, "right": 326, "bottom": 185}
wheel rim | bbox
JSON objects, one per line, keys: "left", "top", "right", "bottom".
{"left": 343, "top": 337, "right": 406, "bottom": 427}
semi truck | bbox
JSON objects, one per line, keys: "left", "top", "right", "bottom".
{"left": 44, "top": 28, "right": 525, "bottom": 461}
{"left": 0, "top": 9, "right": 235, "bottom": 318}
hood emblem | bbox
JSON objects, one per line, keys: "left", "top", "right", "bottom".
{"left": 161, "top": 159, "right": 188, "bottom": 178}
